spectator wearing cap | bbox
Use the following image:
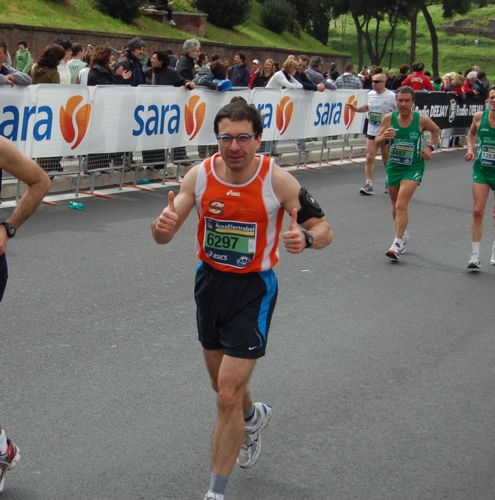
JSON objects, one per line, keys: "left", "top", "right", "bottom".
{"left": 248, "top": 59, "right": 260, "bottom": 88}
{"left": 305, "top": 56, "right": 336, "bottom": 90}
{"left": 228, "top": 52, "right": 250, "bottom": 87}
{"left": 114, "top": 37, "right": 146, "bottom": 87}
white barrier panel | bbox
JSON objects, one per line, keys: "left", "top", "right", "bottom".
{"left": 0, "top": 86, "right": 368, "bottom": 156}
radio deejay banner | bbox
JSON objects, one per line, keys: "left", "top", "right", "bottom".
{"left": 414, "top": 92, "right": 486, "bottom": 128}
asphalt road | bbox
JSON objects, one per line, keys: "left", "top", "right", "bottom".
{"left": 1, "top": 149, "right": 494, "bottom": 499}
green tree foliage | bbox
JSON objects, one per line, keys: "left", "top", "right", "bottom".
{"left": 193, "top": 0, "right": 253, "bottom": 28}
{"left": 94, "top": 0, "right": 145, "bottom": 24}
{"left": 261, "top": 0, "right": 296, "bottom": 33}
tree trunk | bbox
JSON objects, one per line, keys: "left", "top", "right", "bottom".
{"left": 420, "top": 3, "right": 438, "bottom": 76}
{"left": 409, "top": 8, "right": 418, "bottom": 67}
{"left": 352, "top": 13, "right": 364, "bottom": 69}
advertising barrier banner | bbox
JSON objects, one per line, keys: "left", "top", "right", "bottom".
{"left": 1, "top": 86, "right": 482, "bottom": 157}
{"left": 0, "top": 86, "right": 368, "bottom": 157}
{"left": 414, "top": 92, "right": 486, "bottom": 128}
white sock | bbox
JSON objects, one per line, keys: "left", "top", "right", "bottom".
{"left": 366, "top": 179, "right": 372, "bottom": 186}
{"left": 472, "top": 242, "right": 480, "bottom": 255}
{"left": 394, "top": 237, "right": 403, "bottom": 246}
{"left": 0, "top": 430, "right": 8, "bottom": 455}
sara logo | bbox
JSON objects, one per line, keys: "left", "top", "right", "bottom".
{"left": 344, "top": 95, "right": 357, "bottom": 129}
{"left": 276, "top": 96, "right": 293, "bottom": 135}
{"left": 59, "top": 96, "right": 91, "bottom": 150}
{"left": 185, "top": 95, "right": 206, "bottom": 140}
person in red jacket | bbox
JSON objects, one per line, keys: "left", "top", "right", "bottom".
{"left": 462, "top": 71, "right": 479, "bottom": 96}
{"left": 401, "top": 61, "right": 433, "bottom": 92}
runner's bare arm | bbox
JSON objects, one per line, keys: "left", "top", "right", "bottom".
{"left": 272, "top": 165, "right": 333, "bottom": 253}
{"left": 0, "top": 137, "right": 51, "bottom": 230}
{"left": 151, "top": 165, "right": 199, "bottom": 244}
{"left": 465, "top": 111, "right": 482, "bottom": 161}
{"left": 375, "top": 113, "right": 393, "bottom": 146}
{"left": 419, "top": 115, "right": 441, "bottom": 160}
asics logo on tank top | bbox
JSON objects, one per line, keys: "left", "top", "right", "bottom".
{"left": 226, "top": 190, "right": 241, "bottom": 196}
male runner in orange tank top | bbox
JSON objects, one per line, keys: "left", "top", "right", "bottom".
{"left": 152, "top": 99, "right": 333, "bottom": 500}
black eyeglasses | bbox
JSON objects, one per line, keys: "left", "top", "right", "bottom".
{"left": 372, "top": 80, "right": 383, "bottom": 83}
{"left": 216, "top": 133, "right": 258, "bottom": 147}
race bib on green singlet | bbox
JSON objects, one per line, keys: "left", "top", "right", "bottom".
{"left": 389, "top": 141, "right": 415, "bottom": 166}
{"left": 480, "top": 144, "right": 495, "bottom": 167}
{"left": 203, "top": 217, "right": 257, "bottom": 269}
{"left": 369, "top": 112, "right": 382, "bottom": 125}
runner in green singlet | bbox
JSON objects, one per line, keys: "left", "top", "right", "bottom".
{"left": 464, "top": 86, "right": 495, "bottom": 269}
{"left": 375, "top": 86, "right": 440, "bottom": 261}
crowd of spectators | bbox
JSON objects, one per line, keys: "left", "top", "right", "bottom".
{"left": 0, "top": 33, "right": 492, "bottom": 178}
{"left": 3, "top": 34, "right": 489, "bottom": 102}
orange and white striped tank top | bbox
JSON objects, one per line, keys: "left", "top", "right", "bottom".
{"left": 195, "top": 154, "right": 285, "bottom": 273}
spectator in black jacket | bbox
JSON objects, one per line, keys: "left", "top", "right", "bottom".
{"left": 88, "top": 46, "right": 131, "bottom": 86}
{"left": 87, "top": 46, "right": 131, "bottom": 173}
{"left": 176, "top": 38, "right": 200, "bottom": 81}
{"left": 142, "top": 50, "right": 196, "bottom": 172}
{"left": 114, "top": 37, "right": 146, "bottom": 87}
{"left": 294, "top": 55, "right": 325, "bottom": 91}
{"left": 392, "top": 64, "right": 409, "bottom": 90}
{"left": 252, "top": 59, "right": 275, "bottom": 88}
{"left": 172, "top": 39, "right": 200, "bottom": 163}
{"left": 144, "top": 50, "right": 195, "bottom": 88}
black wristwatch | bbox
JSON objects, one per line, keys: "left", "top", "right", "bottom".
{"left": 0, "top": 221, "right": 16, "bottom": 238}
{"left": 427, "top": 144, "right": 436, "bottom": 152}
{"left": 301, "top": 229, "right": 314, "bottom": 248}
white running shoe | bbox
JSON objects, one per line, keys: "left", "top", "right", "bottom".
{"left": 399, "top": 231, "right": 409, "bottom": 254}
{"left": 237, "top": 402, "right": 272, "bottom": 469}
{"left": 204, "top": 491, "right": 224, "bottom": 500}
{"left": 491, "top": 241, "right": 495, "bottom": 266}
{"left": 386, "top": 242, "right": 401, "bottom": 261}
{"left": 467, "top": 254, "right": 481, "bottom": 269}
{"left": 170, "top": 19, "right": 176, "bottom": 26}
{"left": 0, "top": 438, "right": 21, "bottom": 493}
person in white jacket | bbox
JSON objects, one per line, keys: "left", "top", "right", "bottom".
{"left": 265, "top": 58, "right": 303, "bottom": 89}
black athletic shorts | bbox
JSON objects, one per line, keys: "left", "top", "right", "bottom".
{"left": 194, "top": 262, "right": 278, "bottom": 359}
{"left": 0, "top": 253, "right": 8, "bottom": 303}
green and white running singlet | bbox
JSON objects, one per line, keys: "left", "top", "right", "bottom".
{"left": 473, "top": 109, "right": 495, "bottom": 190}
{"left": 386, "top": 110, "right": 425, "bottom": 187}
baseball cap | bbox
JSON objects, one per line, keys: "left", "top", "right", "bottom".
{"left": 253, "top": 59, "right": 259, "bottom": 64}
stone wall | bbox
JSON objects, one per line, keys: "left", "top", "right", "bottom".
{"left": 0, "top": 22, "right": 351, "bottom": 73}
{"left": 142, "top": 10, "right": 207, "bottom": 38}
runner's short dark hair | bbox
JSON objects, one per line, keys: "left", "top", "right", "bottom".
{"left": 214, "top": 101, "right": 263, "bottom": 136}
{"left": 396, "top": 86, "right": 415, "bottom": 99}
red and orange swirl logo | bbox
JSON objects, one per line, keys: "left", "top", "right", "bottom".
{"left": 59, "top": 96, "right": 92, "bottom": 150}
{"left": 276, "top": 96, "right": 293, "bottom": 135}
{"left": 185, "top": 95, "right": 206, "bottom": 140}
{"left": 344, "top": 95, "right": 357, "bottom": 130}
